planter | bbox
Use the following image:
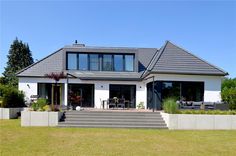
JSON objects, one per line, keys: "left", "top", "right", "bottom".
{"left": 0, "top": 108, "right": 23, "bottom": 119}
{"left": 21, "top": 111, "right": 63, "bottom": 127}
{"left": 161, "top": 112, "right": 236, "bottom": 130}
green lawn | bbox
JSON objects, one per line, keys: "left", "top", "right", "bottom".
{"left": 0, "top": 120, "right": 236, "bottom": 156}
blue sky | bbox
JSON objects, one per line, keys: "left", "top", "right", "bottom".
{"left": 0, "top": 0, "right": 236, "bottom": 77}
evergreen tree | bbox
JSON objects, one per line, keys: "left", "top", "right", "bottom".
{"left": 3, "top": 38, "right": 34, "bottom": 87}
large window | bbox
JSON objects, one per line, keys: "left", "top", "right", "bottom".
{"left": 146, "top": 81, "right": 204, "bottom": 110}
{"left": 103, "top": 54, "right": 113, "bottom": 71}
{"left": 89, "top": 54, "right": 99, "bottom": 71}
{"left": 67, "top": 53, "right": 77, "bottom": 70}
{"left": 114, "top": 55, "right": 123, "bottom": 71}
{"left": 125, "top": 55, "right": 134, "bottom": 71}
{"left": 162, "top": 82, "right": 181, "bottom": 100}
{"left": 79, "top": 54, "right": 88, "bottom": 70}
{"left": 67, "top": 52, "right": 134, "bottom": 72}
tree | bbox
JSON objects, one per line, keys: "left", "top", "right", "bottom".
{"left": 3, "top": 38, "right": 34, "bottom": 87}
{"left": 221, "top": 78, "right": 236, "bottom": 110}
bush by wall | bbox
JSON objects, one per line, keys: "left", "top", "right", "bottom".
{"left": 221, "top": 78, "right": 236, "bottom": 110}
{"left": 31, "top": 98, "right": 48, "bottom": 111}
{"left": 179, "top": 110, "right": 236, "bottom": 115}
{"left": 0, "top": 84, "right": 25, "bottom": 108}
{"left": 163, "top": 98, "right": 179, "bottom": 114}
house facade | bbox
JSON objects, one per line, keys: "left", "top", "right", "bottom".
{"left": 17, "top": 41, "right": 227, "bottom": 109}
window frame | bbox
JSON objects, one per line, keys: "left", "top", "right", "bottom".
{"left": 102, "top": 54, "right": 113, "bottom": 71}
{"left": 78, "top": 53, "right": 89, "bottom": 71}
{"left": 124, "top": 54, "right": 134, "bottom": 72}
{"left": 113, "top": 54, "right": 124, "bottom": 71}
{"left": 89, "top": 54, "right": 100, "bottom": 71}
{"left": 66, "top": 52, "right": 78, "bottom": 70}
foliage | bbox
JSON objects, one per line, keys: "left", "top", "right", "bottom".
{"left": 42, "top": 105, "right": 51, "bottom": 111}
{"left": 0, "top": 77, "right": 6, "bottom": 85}
{"left": 0, "top": 84, "right": 25, "bottom": 108}
{"left": 31, "top": 98, "right": 48, "bottom": 111}
{"left": 179, "top": 110, "right": 236, "bottom": 115}
{"left": 163, "top": 97, "right": 179, "bottom": 114}
{"left": 3, "top": 38, "right": 34, "bottom": 87}
{"left": 221, "top": 78, "right": 236, "bottom": 110}
{"left": 45, "top": 72, "right": 66, "bottom": 82}
{"left": 137, "top": 102, "right": 145, "bottom": 109}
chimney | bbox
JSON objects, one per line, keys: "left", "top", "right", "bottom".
{"left": 73, "top": 40, "right": 85, "bottom": 47}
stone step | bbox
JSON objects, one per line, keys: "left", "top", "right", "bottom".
{"left": 62, "top": 120, "right": 166, "bottom": 125}
{"left": 65, "top": 113, "right": 162, "bottom": 117}
{"left": 63, "top": 118, "right": 165, "bottom": 122}
{"left": 59, "top": 111, "right": 167, "bottom": 129}
{"left": 60, "top": 121, "right": 166, "bottom": 126}
{"left": 65, "top": 114, "right": 162, "bottom": 119}
{"left": 65, "top": 111, "right": 160, "bottom": 115}
{"left": 58, "top": 123, "right": 167, "bottom": 129}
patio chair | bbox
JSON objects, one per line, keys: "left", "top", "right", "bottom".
{"left": 192, "top": 101, "right": 203, "bottom": 110}
{"left": 203, "top": 102, "right": 215, "bottom": 110}
{"left": 180, "top": 101, "right": 194, "bottom": 109}
{"left": 108, "top": 98, "right": 116, "bottom": 109}
{"left": 117, "top": 98, "right": 125, "bottom": 109}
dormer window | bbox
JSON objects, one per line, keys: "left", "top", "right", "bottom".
{"left": 125, "top": 55, "right": 134, "bottom": 71}
{"left": 103, "top": 54, "right": 113, "bottom": 71}
{"left": 90, "top": 54, "right": 99, "bottom": 71}
{"left": 67, "top": 53, "right": 77, "bottom": 70}
{"left": 66, "top": 52, "right": 134, "bottom": 72}
{"left": 78, "top": 54, "right": 88, "bottom": 70}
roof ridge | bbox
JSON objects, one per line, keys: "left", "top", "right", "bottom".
{"left": 149, "top": 41, "right": 169, "bottom": 71}
{"left": 140, "top": 49, "right": 159, "bottom": 78}
{"left": 168, "top": 41, "right": 228, "bottom": 75}
{"left": 140, "top": 40, "right": 169, "bottom": 78}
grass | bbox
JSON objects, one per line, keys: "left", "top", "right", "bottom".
{"left": 1, "top": 120, "right": 236, "bottom": 156}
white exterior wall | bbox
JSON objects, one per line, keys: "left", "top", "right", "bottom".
{"left": 145, "top": 74, "right": 223, "bottom": 102}
{"left": 19, "top": 77, "right": 146, "bottom": 108}
{"left": 19, "top": 74, "right": 223, "bottom": 109}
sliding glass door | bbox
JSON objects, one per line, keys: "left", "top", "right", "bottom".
{"left": 147, "top": 81, "right": 204, "bottom": 110}
{"left": 68, "top": 84, "right": 94, "bottom": 108}
{"left": 109, "top": 84, "right": 136, "bottom": 108}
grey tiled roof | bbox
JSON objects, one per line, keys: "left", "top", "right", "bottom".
{"left": 149, "top": 41, "right": 227, "bottom": 76}
{"left": 16, "top": 41, "right": 227, "bottom": 79}
{"left": 17, "top": 48, "right": 65, "bottom": 77}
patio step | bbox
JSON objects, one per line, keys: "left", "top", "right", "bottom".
{"left": 58, "top": 124, "right": 167, "bottom": 129}
{"left": 62, "top": 118, "right": 165, "bottom": 122}
{"left": 58, "top": 111, "right": 167, "bottom": 129}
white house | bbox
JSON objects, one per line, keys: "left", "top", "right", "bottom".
{"left": 17, "top": 41, "right": 227, "bottom": 110}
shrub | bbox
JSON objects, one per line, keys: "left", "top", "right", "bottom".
{"left": 42, "top": 105, "right": 51, "bottom": 111}
{"left": 0, "top": 84, "right": 25, "bottom": 108}
{"left": 179, "top": 110, "right": 236, "bottom": 115}
{"left": 221, "top": 78, "right": 236, "bottom": 110}
{"left": 31, "top": 98, "right": 47, "bottom": 111}
{"left": 163, "top": 98, "right": 179, "bottom": 114}
{"left": 137, "top": 102, "right": 145, "bottom": 109}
